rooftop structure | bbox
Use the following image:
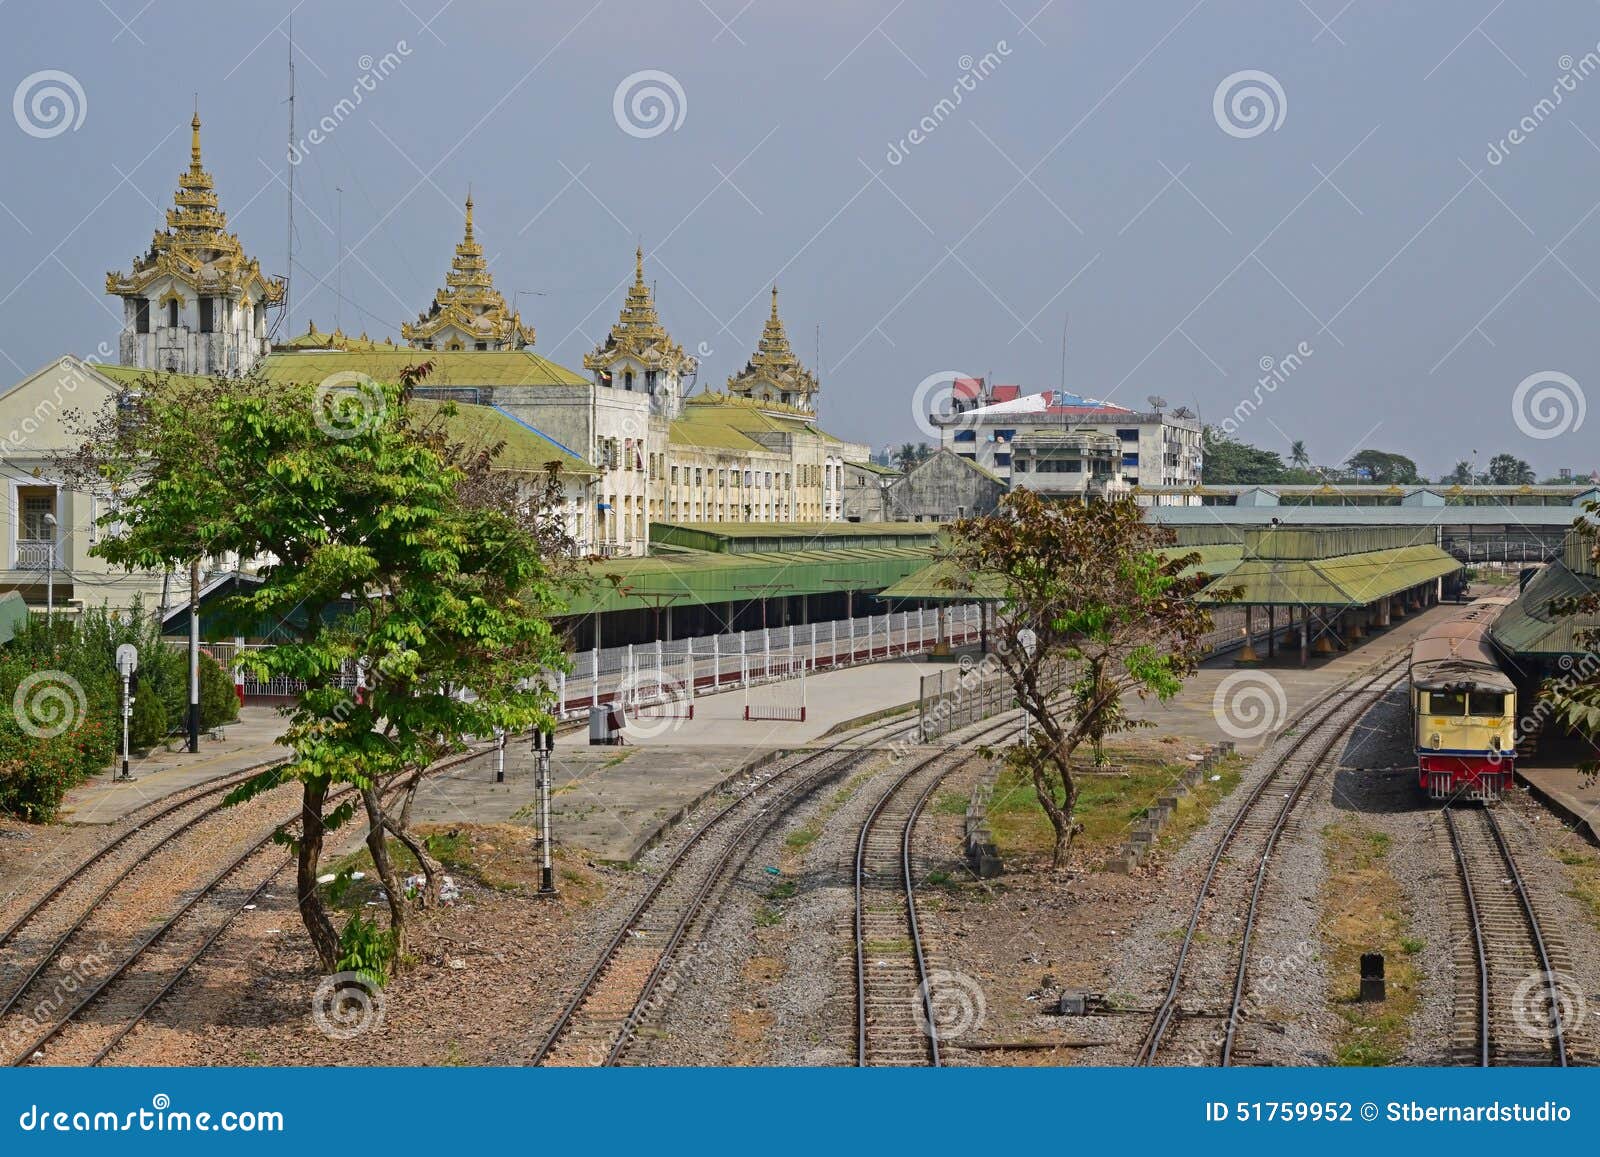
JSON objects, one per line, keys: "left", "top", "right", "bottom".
{"left": 403, "top": 194, "right": 531, "bottom": 351}
{"left": 727, "top": 287, "right": 818, "bottom": 415}
{"left": 584, "top": 248, "right": 696, "bottom": 418}
{"left": 106, "top": 112, "right": 283, "bottom": 377}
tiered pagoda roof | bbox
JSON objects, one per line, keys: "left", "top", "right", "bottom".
{"left": 584, "top": 248, "right": 694, "bottom": 376}
{"left": 402, "top": 194, "right": 531, "bottom": 350}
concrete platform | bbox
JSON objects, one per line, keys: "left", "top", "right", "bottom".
{"left": 1125, "top": 601, "right": 1464, "bottom": 752}
{"left": 1516, "top": 766, "right": 1600, "bottom": 845}
{"left": 60, "top": 706, "right": 290, "bottom": 825}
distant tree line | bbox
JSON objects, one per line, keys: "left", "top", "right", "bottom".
{"left": 1201, "top": 428, "right": 1555, "bottom": 487}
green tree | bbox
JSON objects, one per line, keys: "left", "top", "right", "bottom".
{"left": 1541, "top": 510, "right": 1600, "bottom": 784}
{"left": 1345, "top": 449, "right": 1422, "bottom": 484}
{"left": 894, "top": 442, "right": 931, "bottom": 470}
{"left": 946, "top": 493, "right": 1227, "bottom": 867}
{"left": 1288, "top": 440, "right": 1311, "bottom": 469}
{"left": 63, "top": 368, "right": 569, "bottom": 972}
{"left": 1486, "top": 453, "right": 1536, "bottom": 485}
{"left": 1444, "top": 460, "right": 1476, "bottom": 485}
{"left": 128, "top": 676, "right": 168, "bottom": 750}
{"left": 1202, "top": 428, "right": 1288, "bottom": 484}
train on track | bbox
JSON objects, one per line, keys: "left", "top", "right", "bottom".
{"left": 1409, "top": 595, "right": 1517, "bottom": 801}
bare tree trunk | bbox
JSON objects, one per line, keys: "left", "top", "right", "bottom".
{"left": 360, "top": 786, "right": 408, "bottom": 960}
{"left": 382, "top": 815, "right": 444, "bottom": 908}
{"left": 396, "top": 767, "right": 426, "bottom": 831}
{"left": 297, "top": 778, "right": 339, "bottom": 972}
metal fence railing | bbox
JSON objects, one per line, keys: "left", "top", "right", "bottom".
{"left": 170, "top": 605, "right": 985, "bottom": 712}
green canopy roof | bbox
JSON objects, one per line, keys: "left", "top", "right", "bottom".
{"left": 560, "top": 545, "right": 936, "bottom": 616}
{"left": 1197, "top": 544, "right": 1460, "bottom": 606}
{"left": 878, "top": 544, "right": 1245, "bottom": 603}
{"left": 1491, "top": 560, "right": 1600, "bottom": 657}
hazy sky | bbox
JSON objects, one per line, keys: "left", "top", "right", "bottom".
{"left": 3, "top": 0, "right": 1598, "bottom": 477}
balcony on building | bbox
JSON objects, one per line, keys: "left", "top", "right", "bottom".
{"left": 1009, "top": 430, "right": 1131, "bottom": 502}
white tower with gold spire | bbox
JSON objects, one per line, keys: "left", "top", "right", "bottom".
{"left": 403, "top": 194, "right": 531, "bottom": 351}
{"left": 584, "top": 247, "right": 696, "bottom": 419}
{"left": 727, "top": 286, "right": 818, "bottom": 414}
{"left": 106, "top": 111, "right": 284, "bottom": 375}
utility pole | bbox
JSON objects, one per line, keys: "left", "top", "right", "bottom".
{"left": 284, "top": 16, "right": 295, "bottom": 334}
{"left": 42, "top": 511, "right": 56, "bottom": 626}
{"left": 187, "top": 557, "right": 200, "bottom": 752}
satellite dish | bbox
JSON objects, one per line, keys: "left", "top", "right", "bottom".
{"left": 1147, "top": 395, "right": 1167, "bottom": 411}
{"left": 116, "top": 644, "right": 139, "bottom": 678}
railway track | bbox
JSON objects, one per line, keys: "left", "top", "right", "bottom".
{"left": 851, "top": 709, "right": 1028, "bottom": 1067}
{"left": 1444, "top": 805, "right": 1579, "bottom": 1066}
{"left": 530, "top": 706, "right": 957, "bottom": 1067}
{"left": 1136, "top": 651, "right": 1411, "bottom": 1066}
{"left": 2, "top": 744, "right": 493, "bottom": 1067}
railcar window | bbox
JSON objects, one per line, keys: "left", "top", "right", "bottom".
{"left": 1427, "top": 692, "right": 1467, "bottom": 716}
{"left": 1468, "top": 691, "right": 1507, "bottom": 716}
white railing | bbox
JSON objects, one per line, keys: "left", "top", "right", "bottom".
{"left": 165, "top": 605, "right": 985, "bottom": 709}
{"left": 14, "top": 540, "right": 54, "bottom": 569}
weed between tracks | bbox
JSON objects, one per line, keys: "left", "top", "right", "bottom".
{"left": 984, "top": 745, "right": 1242, "bottom": 865}
{"left": 1320, "top": 822, "right": 1420, "bottom": 1066}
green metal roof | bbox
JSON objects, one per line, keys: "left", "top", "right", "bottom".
{"left": 258, "top": 348, "right": 587, "bottom": 387}
{"left": 878, "top": 544, "right": 1244, "bottom": 602}
{"left": 1490, "top": 561, "right": 1600, "bottom": 656}
{"left": 1198, "top": 545, "right": 1460, "bottom": 606}
{"left": 650, "top": 521, "right": 938, "bottom": 554}
{"left": 409, "top": 400, "right": 595, "bottom": 477}
{"left": 560, "top": 545, "right": 936, "bottom": 616}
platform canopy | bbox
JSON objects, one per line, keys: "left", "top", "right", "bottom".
{"left": 562, "top": 545, "right": 937, "bottom": 616}
{"left": 1197, "top": 544, "right": 1460, "bottom": 606}
{"left": 1491, "top": 560, "right": 1600, "bottom": 657}
{"left": 878, "top": 544, "right": 1245, "bottom": 603}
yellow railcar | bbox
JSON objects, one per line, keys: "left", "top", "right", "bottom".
{"left": 1409, "top": 596, "right": 1516, "bottom": 801}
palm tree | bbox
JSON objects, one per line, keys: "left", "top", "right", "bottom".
{"left": 1289, "top": 440, "right": 1311, "bottom": 470}
{"left": 894, "top": 442, "right": 925, "bottom": 470}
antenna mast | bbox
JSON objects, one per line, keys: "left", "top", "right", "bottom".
{"left": 334, "top": 186, "right": 343, "bottom": 333}
{"left": 1060, "top": 311, "right": 1069, "bottom": 391}
{"left": 284, "top": 16, "right": 295, "bottom": 335}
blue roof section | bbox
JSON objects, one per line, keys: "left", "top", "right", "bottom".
{"left": 491, "top": 404, "right": 586, "bottom": 461}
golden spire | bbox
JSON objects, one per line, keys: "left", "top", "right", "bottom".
{"left": 106, "top": 108, "right": 284, "bottom": 307}
{"left": 727, "top": 283, "right": 818, "bottom": 411}
{"left": 401, "top": 191, "right": 530, "bottom": 349}
{"left": 584, "top": 247, "right": 692, "bottom": 374}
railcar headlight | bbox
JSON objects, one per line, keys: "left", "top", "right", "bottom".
{"left": 1492, "top": 735, "right": 1501, "bottom": 751}
{"left": 1430, "top": 732, "right": 1441, "bottom": 749}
